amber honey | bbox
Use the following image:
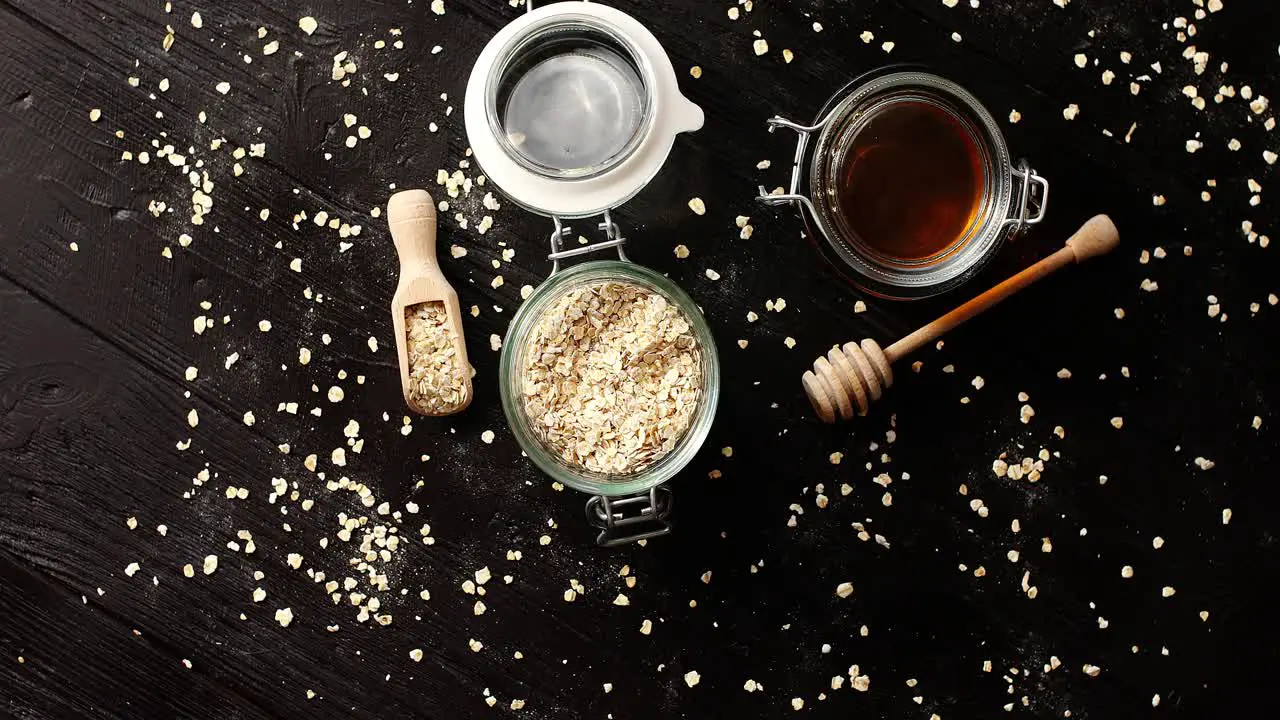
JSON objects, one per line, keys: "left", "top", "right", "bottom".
{"left": 836, "top": 99, "right": 984, "bottom": 262}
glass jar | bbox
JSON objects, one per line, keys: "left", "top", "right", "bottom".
{"left": 465, "top": 1, "right": 703, "bottom": 220}
{"left": 484, "top": 13, "right": 654, "bottom": 182}
{"left": 758, "top": 69, "right": 1049, "bottom": 300}
{"left": 465, "top": 1, "right": 710, "bottom": 545}
{"left": 499, "top": 259, "right": 720, "bottom": 545}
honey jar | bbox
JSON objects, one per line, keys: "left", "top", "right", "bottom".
{"left": 759, "top": 69, "right": 1050, "bottom": 300}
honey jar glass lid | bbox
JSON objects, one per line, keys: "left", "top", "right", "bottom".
{"left": 465, "top": 1, "right": 704, "bottom": 218}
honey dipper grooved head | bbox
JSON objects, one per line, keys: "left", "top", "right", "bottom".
{"left": 802, "top": 370, "right": 837, "bottom": 424}
{"left": 813, "top": 356, "right": 853, "bottom": 421}
{"left": 803, "top": 338, "right": 894, "bottom": 424}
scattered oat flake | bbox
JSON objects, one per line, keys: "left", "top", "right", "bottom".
{"left": 299, "top": 16, "right": 318, "bottom": 35}
{"left": 836, "top": 582, "right": 854, "bottom": 598}
{"left": 684, "top": 670, "right": 701, "bottom": 687}
{"left": 753, "top": 39, "right": 768, "bottom": 55}
{"left": 688, "top": 197, "right": 706, "bottom": 215}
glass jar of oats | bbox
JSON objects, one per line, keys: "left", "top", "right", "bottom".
{"left": 499, "top": 260, "right": 720, "bottom": 547}
{"left": 467, "top": 1, "right": 715, "bottom": 546}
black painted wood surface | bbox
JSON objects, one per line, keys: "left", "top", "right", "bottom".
{"left": 2, "top": 0, "right": 1277, "bottom": 717}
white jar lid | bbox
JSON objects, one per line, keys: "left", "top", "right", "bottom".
{"left": 464, "top": 1, "right": 703, "bottom": 219}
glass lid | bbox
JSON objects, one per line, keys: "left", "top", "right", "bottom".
{"left": 465, "top": 1, "right": 704, "bottom": 219}
{"left": 494, "top": 21, "right": 650, "bottom": 179}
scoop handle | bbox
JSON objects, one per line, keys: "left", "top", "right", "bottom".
{"left": 388, "top": 190, "right": 439, "bottom": 273}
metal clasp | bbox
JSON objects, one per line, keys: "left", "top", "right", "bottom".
{"left": 754, "top": 114, "right": 832, "bottom": 224}
{"left": 1006, "top": 161, "right": 1050, "bottom": 229}
{"left": 547, "top": 209, "right": 630, "bottom": 275}
{"left": 585, "top": 486, "right": 673, "bottom": 547}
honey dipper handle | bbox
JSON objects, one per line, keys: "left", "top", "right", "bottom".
{"left": 885, "top": 215, "right": 1120, "bottom": 363}
{"left": 388, "top": 189, "right": 439, "bottom": 272}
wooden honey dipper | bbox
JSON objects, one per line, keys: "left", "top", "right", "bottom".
{"left": 803, "top": 214, "right": 1120, "bottom": 423}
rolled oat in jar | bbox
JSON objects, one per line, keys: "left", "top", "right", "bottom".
{"left": 520, "top": 280, "right": 703, "bottom": 476}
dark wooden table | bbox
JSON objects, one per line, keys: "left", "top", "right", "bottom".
{"left": 2, "top": 0, "right": 1276, "bottom": 717}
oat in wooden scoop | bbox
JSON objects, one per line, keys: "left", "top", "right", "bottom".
{"left": 405, "top": 302, "right": 469, "bottom": 414}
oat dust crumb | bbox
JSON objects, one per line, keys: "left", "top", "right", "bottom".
{"left": 405, "top": 302, "right": 469, "bottom": 414}
{"left": 520, "top": 281, "right": 703, "bottom": 475}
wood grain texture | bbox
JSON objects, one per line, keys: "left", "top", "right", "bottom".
{"left": 2, "top": 0, "right": 1277, "bottom": 718}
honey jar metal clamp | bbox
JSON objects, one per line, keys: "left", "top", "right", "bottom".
{"left": 757, "top": 70, "right": 1051, "bottom": 299}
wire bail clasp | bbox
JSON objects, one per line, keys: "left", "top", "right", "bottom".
{"left": 1005, "top": 161, "right": 1050, "bottom": 230}
{"left": 585, "top": 486, "right": 673, "bottom": 547}
{"left": 755, "top": 113, "right": 838, "bottom": 227}
{"left": 547, "top": 209, "right": 630, "bottom": 275}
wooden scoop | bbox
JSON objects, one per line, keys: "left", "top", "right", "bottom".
{"left": 803, "top": 214, "right": 1121, "bottom": 423}
{"left": 388, "top": 189, "right": 473, "bottom": 416}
